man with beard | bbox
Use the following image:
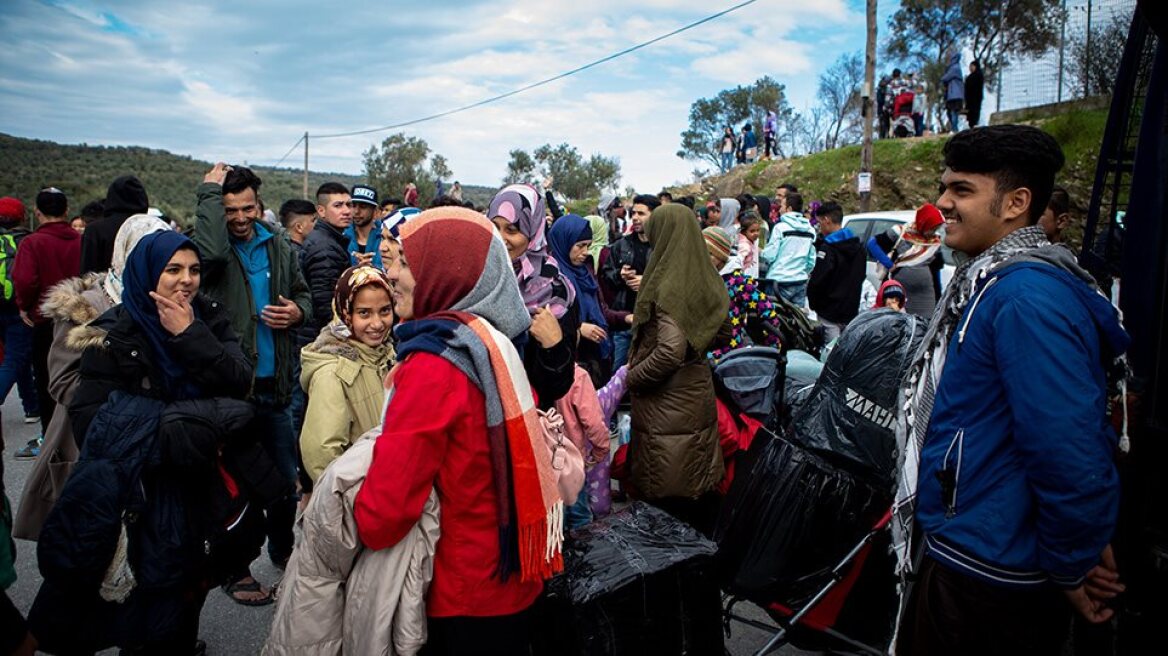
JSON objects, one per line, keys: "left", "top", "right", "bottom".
{"left": 345, "top": 184, "right": 384, "bottom": 269}
{"left": 895, "top": 126, "right": 1127, "bottom": 654}
{"left": 193, "top": 163, "right": 311, "bottom": 603}
{"left": 602, "top": 193, "right": 659, "bottom": 368}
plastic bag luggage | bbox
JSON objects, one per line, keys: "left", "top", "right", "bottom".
{"left": 714, "top": 429, "right": 889, "bottom": 609}
{"left": 789, "top": 309, "right": 925, "bottom": 486}
{"left": 531, "top": 502, "right": 723, "bottom": 655}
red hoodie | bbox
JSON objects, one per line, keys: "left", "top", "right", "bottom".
{"left": 13, "top": 221, "right": 81, "bottom": 323}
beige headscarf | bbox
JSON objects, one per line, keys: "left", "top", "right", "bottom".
{"left": 102, "top": 214, "right": 170, "bottom": 303}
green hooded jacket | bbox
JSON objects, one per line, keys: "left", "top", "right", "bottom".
{"left": 193, "top": 182, "right": 312, "bottom": 405}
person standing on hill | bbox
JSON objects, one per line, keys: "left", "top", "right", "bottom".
{"left": 964, "top": 59, "right": 985, "bottom": 128}
{"left": 720, "top": 126, "right": 736, "bottom": 173}
{"left": 807, "top": 201, "right": 866, "bottom": 342}
{"left": 79, "top": 175, "right": 149, "bottom": 275}
{"left": 14, "top": 188, "right": 81, "bottom": 439}
{"left": 763, "top": 111, "right": 779, "bottom": 160}
{"left": 941, "top": 49, "right": 965, "bottom": 132}
{"left": 740, "top": 123, "right": 758, "bottom": 164}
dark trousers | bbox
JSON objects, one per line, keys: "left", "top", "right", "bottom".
{"left": 897, "top": 558, "right": 1070, "bottom": 656}
{"left": 31, "top": 321, "right": 54, "bottom": 433}
{"left": 421, "top": 609, "right": 532, "bottom": 656}
{"left": 250, "top": 386, "right": 297, "bottom": 567}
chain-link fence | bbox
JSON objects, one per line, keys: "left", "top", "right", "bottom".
{"left": 996, "top": 0, "right": 1137, "bottom": 112}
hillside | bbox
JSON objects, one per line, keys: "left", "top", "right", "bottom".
{"left": 669, "top": 108, "right": 1108, "bottom": 247}
{"left": 0, "top": 134, "right": 497, "bottom": 226}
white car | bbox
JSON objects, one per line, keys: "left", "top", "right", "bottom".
{"left": 841, "top": 210, "right": 957, "bottom": 308}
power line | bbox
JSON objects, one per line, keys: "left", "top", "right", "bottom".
{"left": 311, "top": 0, "right": 760, "bottom": 140}
{"left": 270, "top": 133, "right": 305, "bottom": 168}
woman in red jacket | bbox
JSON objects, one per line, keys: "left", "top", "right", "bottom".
{"left": 354, "top": 207, "right": 565, "bottom": 655}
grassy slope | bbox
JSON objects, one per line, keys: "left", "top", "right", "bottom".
{"left": 0, "top": 133, "right": 497, "bottom": 227}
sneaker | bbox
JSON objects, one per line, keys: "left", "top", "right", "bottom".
{"left": 23, "top": 412, "right": 39, "bottom": 424}
{"left": 13, "top": 437, "right": 42, "bottom": 460}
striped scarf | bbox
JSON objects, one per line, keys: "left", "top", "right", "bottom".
{"left": 395, "top": 310, "right": 564, "bottom": 582}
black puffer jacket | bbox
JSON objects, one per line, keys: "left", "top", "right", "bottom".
{"left": 29, "top": 296, "right": 281, "bottom": 653}
{"left": 299, "top": 221, "right": 350, "bottom": 344}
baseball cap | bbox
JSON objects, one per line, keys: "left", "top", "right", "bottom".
{"left": 351, "top": 184, "right": 379, "bottom": 207}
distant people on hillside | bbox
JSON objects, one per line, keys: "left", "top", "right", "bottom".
{"left": 720, "top": 126, "right": 736, "bottom": 172}
{"left": 877, "top": 75, "right": 892, "bottom": 139}
{"left": 764, "top": 110, "right": 778, "bottom": 159}
{"left": 941, "top": 48, "right": 965, "bottom": 132}
{"left": 740, "top": 123, "right": 758, "bottom": 164}
{"left": 965, "top": 59, "right": 985, "bottom": 128}
{"left": 910, "top": 72, "right": 929, "bottom": 136}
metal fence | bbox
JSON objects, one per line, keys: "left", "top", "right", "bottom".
{"left": 996, "top": 0, "right": 1137, "bottom": 112}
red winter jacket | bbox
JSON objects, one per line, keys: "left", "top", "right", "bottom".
{"left": 13, "top": 221, "right": 81, "bottom": 323}
{"left": 355, "top": 352, "right": 542, "bottom": 618}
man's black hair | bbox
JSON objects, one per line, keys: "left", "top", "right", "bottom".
{"left": 817, "top": 201, "right": 843, "bottom": 224}
{"left": 315, "top": 182, "right": 350, "bottom": 205}
{"left": 223, "top": 166, "right": 262, "bottom": 196}
{"left": 892, "top": 68, "right": 902, "bottom": 77}
{"left": 658, "top": 191, "right": 673, "bottom": 201}
{"left": 777, "top": 183, "right": 799, "bottom": 194}
{"left": 632, "top": 194, "right": 661, "bottom": 211}
{"left": 1047, "top": 186, "right": 1070, "bottom": 216}
{"left": 81, "top": 199, "right": 104, "bottom": 220}
{"left": 429, "top": 195, "right": 464, "bottom": 209}
{"left": 279, "top": 199, "right": 316, "bottom": 226}
{"left": 786, "top": 191, "right": 804, "bottom": 213}
{"left": 677, "top": 196, "right": 695, "bottom": 210}
{"left": 36, "top": 189, "right": 68, "bottom": 218}
{"left": 381, "top": 197, "right": 402, "bottom": 209}
{"left": 942, "top": 125, "right": 1065, "bottom": 223}
{"left": 736, "top": 193, "right": 756, "bottom": 211}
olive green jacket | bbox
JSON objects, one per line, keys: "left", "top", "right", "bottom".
{"left": 193, "top": 182, "right": 312, "bottom": 405}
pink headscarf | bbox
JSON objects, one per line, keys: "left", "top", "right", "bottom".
{"left": 488, "top": 184, "right": 575, "bottom": 318}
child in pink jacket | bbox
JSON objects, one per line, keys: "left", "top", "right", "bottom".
{"left": 555, "top": 365, "right": 612, "bottom": 529}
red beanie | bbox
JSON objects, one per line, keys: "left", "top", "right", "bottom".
{"left": 0, "top": 196, "right": 25, "bottom": 224}
{"left": 915, "top": 203, "right": 944, "bottom": 233}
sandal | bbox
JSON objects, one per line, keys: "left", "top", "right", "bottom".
{"left": 222, "top": 576, "right": 274, "bottom": 606}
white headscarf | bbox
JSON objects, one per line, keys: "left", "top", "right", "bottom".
{"left": 102, "top": 214, "right": 170, "bottom": 303}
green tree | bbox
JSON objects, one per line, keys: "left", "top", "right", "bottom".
{"left": 503, "top": 148, "right": 536, "bottom": 185}
{"left": 1067, "top": 13, "right": 1128, "bottom": 98}
{"left": 677, "top": 76, "right": 793, "bottom": 165}
{"left": 531, "top": 143, "right": 621, "bottom": 199}
{"left": 361, "top": 132, "right": 450, "bottom": 203}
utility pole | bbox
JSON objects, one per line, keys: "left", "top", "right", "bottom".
{"left": 302, "top": 132, "right": 309, "bottom": 200}
{"left": 1057, "top": 0, "right": 1067, "bottom": 102}
{"left": 859, "top": 0, "right": 877, "bottom": 213}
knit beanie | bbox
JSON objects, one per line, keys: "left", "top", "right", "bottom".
{"left": 0, "top": 197, "right": 25, "bottom": 226}
{"left": 702, "top": 226, "right": 733, "bottom": 261}
{"left": 915, "top": 202, "right": 944, "bottom": 233}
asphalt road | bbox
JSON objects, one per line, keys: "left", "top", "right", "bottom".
{"left": 2, "top": 393, "right": 817, "bottom": 655}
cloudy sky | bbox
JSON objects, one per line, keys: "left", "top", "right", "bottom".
{"left": 0, "top": 0, "right": 887, "bottom": 192}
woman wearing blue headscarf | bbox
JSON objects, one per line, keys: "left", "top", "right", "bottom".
{"left": 32, "top": 231, "right": 264, "bottom": 654}
{"left": 548, "top": 214, "right": 632, "bottom": 386}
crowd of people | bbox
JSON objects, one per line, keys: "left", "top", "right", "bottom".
{"left": 0, "top": 123, "right": 1128, "bottom": 655}
{"left": 878, "top": 48, "right": 985, "bottom": 138}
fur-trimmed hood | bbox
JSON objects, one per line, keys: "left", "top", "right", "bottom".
{"left": 39, "top": 273, "right": 109, "bottom": 326}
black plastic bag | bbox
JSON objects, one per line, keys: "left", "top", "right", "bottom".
{"left": 532, "top": 502, "right": 723, "bottom": 655}
{"left": 714, "top": 429, "right": 890, "bottom": 609}
{"left": 790, "top": 309, "right": 925, "bottom": 486}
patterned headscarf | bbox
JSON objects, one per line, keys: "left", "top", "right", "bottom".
{"left": 488, "top": 184, "right": 575, "bottom": 318}
{"left": 102, "top": 213, "right": 170, "bottom": 303}
{"left": 328, "top": 265, "right": 394, "bottom": 340}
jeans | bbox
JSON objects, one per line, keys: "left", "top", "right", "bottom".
{"left": 946, "top": 99, "right": 963, "bottom": 132}
{"left": 250, "top": 387, "right": 297, "bottom": 566}
{"left": 564, "top": 488, "right": 593, "bottom": 530}
{"left": 769, "top": 281, "right": 808, "bottom": 308}
{"left": 0, "top": 310, "right": 39, "bottom": 417}
{"left": 720, "top": 151, "right": 733, "bottom": 173}
{"left": 612, "top": 330, "right": 633, "bottom": 370}
{"left": 287, "top": 357, "right": 311, "bottom": 493}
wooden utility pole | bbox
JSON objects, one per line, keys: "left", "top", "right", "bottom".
{"left": 859, "top": 0, "right": 877, "bottom": 212}
{"left": 302, "top": 132, "right": 310, "bottom": 199}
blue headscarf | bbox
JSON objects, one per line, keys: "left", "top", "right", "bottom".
{"left": 121, "top": 230, "right": 203, "bottom": 399}
{"left": 548, "top": 214, "right": 610, "bottom": 358}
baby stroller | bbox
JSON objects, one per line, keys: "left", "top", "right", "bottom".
{"left": 891, "top": 90, "right": 915, "bottom": 138}
{"left": 712, "top": 346, "right": 785, "bottom": 426}
{"left": 715, "top": 311, "right": 926, "bottom": 655}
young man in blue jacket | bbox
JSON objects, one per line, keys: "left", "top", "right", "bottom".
{"left": 894, "top": 125, "right": 1129, "bottom": 654}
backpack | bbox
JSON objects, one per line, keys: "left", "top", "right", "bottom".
{"left": 0, "top": 232, "right": 17, "bottom": 306}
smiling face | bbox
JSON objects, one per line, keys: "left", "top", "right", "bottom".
{"left": 157, "top": 247, "right": 200, "bottom": 304}
{"left": 491, "top": 216, "right": 530, "bottom": 261}
{"left": 347, "top": 286, "right": 394, "bottom": 347}
{"left": 936, "top": 168, "right": 1032, "bottom": 256}
{"left": 385, "top": 248, "right": 415, "bottom": 321}
{"left": 223, "top": 187, "right": 260, "bottom": 240}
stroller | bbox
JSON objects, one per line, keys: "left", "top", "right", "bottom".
{"left": 891, "top": 90, "right": 916, "bottom": 138}
{"left": 715, "top": 311, "right": 926, "bottom": 655}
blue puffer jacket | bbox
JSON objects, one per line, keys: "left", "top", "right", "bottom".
{"left": 917, "top": 258, "right": 1129, "bottom": 590}
{"left": 941, "top": 51, "right": 964, "bottom": 101}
